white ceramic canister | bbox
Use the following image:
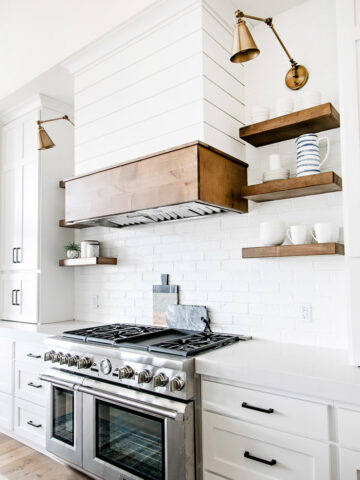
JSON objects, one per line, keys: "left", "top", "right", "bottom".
{"left": 81, "top": 240, "right": 100, "bottom": 258}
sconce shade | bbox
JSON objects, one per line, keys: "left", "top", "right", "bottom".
{"left": 38, "top": 126, "right": 55, "bottom": 150}
{"left": 230, "top": 20, "right": 260, "bottom": 63}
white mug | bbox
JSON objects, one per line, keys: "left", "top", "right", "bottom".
{"left": 311, "top": 223, "right": 339, "bottom": 243}
{"left": 260, "top": 221, "right": 286, "bottom": 246}
{"left": 275, "top": 97, "right": 293, "bottom": 116}
{"left": 287, "top": 225, "right": 308, "bottom": 245}
{"left": 269, "top": 154, "right": 282, "bottom": 170}
{"left": 300, "top": 90, "right": 321, "bottom": 109}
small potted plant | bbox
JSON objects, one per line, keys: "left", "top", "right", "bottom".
{"left": 64, "top": 242, "right": 80, "bottom": 259}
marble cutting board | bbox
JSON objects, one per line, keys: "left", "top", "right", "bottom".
{"left": 152, "top": 274, "right": 178, "bottom": 326}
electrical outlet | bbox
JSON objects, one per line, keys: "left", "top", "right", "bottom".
{"left": 301, "top": 303, "right": 312, "bottom": 323}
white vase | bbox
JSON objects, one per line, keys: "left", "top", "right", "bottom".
{"left": 66, "top": 250, "right": 79, "bottom": 259}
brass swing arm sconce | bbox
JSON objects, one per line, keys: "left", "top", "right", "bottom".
{"left": 37, "top": 115, "right": 74, "bottom": 151}
{"left": 231, "top": 10, "right": 308, "bottom": 90}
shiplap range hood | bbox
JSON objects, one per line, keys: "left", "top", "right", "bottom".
{"left": 60, "top": 141, "right": 248, "bottom": 230}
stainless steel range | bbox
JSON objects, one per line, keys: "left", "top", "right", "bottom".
{"left": 40, "top": 323, "right": 250, "bottom": 480}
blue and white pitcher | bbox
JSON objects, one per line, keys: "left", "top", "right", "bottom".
{"left": 295, "top": 133, "right": 330, "bottom": 177}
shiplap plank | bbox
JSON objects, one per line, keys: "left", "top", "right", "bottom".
{"left": 203, "top": 123, "right": 245, "bottom": 161}
{"left": 75, "top": 4, "right": 202, "bottom": 93}
{"left": 76, "top": 76, "right": 203, "bottom": 145}
{"left": 76, "top": 100, "right": 203, "bottom": 163}
{"left": 203, "top": 77, "right": 244, "bottom": 124}
{"left": 75, "top": 54, "right": 203, "bottom": 126}
{"left": 203, "top": 55, "right": 244, "bottom": 104}
{"left": 203, "top": 100, "right": 244, "bottom": 142}
{"left": 75, "top": 123, "right": 204, "bottom": 175}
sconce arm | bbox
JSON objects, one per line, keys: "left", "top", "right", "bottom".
{"left": 37, "top": 115, "right": 74, "bottom": 127}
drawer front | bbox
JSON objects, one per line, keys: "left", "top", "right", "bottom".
{"left": 337, "top": 407, "right": 360, "bottom": 450}
{"left": 14, "top": 398, "right": 45, "bottom": 447}
{"left": 202, "top": 380, "right": 329, "bottom": 440}
{"left": 15, "top": 341, "right": 46, "bottom": 364}
{"left": 0, "top": 357, "right": 14, "bottom": 394}
{"left": 0, "top": 391, "right": 13, "bottom": 431}
{"left": 203, "top": 411, "right": 331, "bottom": 480}
{"left": 339, "top": 447, "right": 360, "bottom": 479}
{"left": 0, "top": 338, "right": 14, "bottom": 358}
{"left": 15, "top": 363, "right": 46, "bottom": 406}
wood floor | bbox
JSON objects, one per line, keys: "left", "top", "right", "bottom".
{"left": 0, "top": 433, "right": 89, "bottom": 479}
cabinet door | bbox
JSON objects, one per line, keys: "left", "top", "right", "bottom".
{"left": 339, "top": 448, "right": 360, "bottom": 479}
{"left": 18, "top": 272, "right": 38, "bottom": 323}
{"left": 0, "top": 165, "right": 22, "bottom": 270}
{"left": 0, "top": 273, "right": 20, "bottom": 321}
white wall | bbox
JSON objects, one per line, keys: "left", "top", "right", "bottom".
{"left": 69, "top": 0, "right": 346, "bottom": 348}
{"left": 0, "top": 0, "right": 158, "bottom": 100}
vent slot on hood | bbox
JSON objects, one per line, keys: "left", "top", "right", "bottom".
{"left": 59, "top": 141, "right": 248, "bottom": 230}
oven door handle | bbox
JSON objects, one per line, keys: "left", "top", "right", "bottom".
{"left": 78, "top": 384, "right": 184, "bottom": 421}
{"left": 39, "top": 374, "right": 76, "bottom": 390}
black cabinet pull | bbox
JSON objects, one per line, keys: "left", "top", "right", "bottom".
{"left": 27, "top": 353, "right": 41, "bottom": 359}
{"left": 12, "top": 248, "right": 16, "bottom": 264}
{"left": 27, "top": 382, "right": 42, "bottom": 389}
{"left": 27, "top": 420, "right": 42, "bottom": 428}
{"left": 16, "top": 247, "right": 21, "bottom": 263}
{"left": 244, "top": 451, "right": 276, "bottom": 466}
{"left": 242, "top": 402, "right": 274, "bottom": 414}
{"left": 11, "top": 290, "right": 16, "bottom": 306}
{"left": 15, "top": 289, "right": 20, "bottom": 306}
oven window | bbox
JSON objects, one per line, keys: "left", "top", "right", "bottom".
{"left": 52, "top": 387, "right": 74, "bottom": 446}
{"left": 96, "top": 400, "right": 164, "bottom": 480}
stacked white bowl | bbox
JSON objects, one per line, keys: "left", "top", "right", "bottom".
{"left": 251, "top": 105, "right": 270, "bottom": 123}
{"left": 262, "top": 154, "right": 290, "bottom": 183}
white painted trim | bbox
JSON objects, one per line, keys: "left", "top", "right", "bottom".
{"left": 0, "top": 94, "right": 73, "bottom": 125}
{"left": 61, "top": 0, "right": 201, "bottom": 75}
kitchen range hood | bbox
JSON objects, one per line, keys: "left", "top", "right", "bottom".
{"left": 59, "top": 141, "right": 248, "bottom": 229}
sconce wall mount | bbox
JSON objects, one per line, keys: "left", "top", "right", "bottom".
{"left": 37, "top": 115, "right": 74, "bottom": 151}
{"left": 231, "top": 10, "right": 308, "bottom": 90}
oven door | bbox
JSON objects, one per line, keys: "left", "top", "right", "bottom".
{"left": 40, "top": 371, "right": 83, "bottom": 467}
{"left": 80, "top": 379, "right": 195, "bottom": 480}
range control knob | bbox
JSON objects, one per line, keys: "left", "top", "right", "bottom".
{"left": 170, "top": 376, "right": 185, "bottom": 392}
{"left": 138, "top": 369, "right": 153, "bottom": 384}
{"left": 51, "top": 352, "right": 63, "bottom": 363}
{"left": 153, "top": 373, "right": 169, "bottom": 388}
{"left": 77, "top": 357, "right": 92, "bottom": 369}
{"left": 67, "top": 355, "right": 79, "bottom": 367}
{"left": 59, "top": 354, "right": 71, "bottom": 365}
{"left": 100, "top": 359, "right": 112, "bottom": 375}
{"left": 118, "top": 365, "right": 134, "bottom": 379}
{"left": 44, "top": 350, "right": 55, "bottom": 362}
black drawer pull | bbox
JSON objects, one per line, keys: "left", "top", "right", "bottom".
{"left": 244, "top": 451, "right": 276, "bottom": 466}
{"left": 27, "top": 353, "right": 41, "bottom": 359}
{"left": 27, "top": 420, "right": 42, "bottom": 428}
{"left": 242, "top": 402, "right": 274, "bottom": 414}
{"left": 28, "top": 382, "right": 42, "bottom": 389}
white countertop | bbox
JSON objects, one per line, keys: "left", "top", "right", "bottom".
{"left": 0, "top": 320, "right": 101, "bottom": 342}
{"left": 196, "top": 339, "right": 360, "bottom": 405}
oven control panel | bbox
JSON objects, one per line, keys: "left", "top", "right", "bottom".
{"left": 43, "top": 350, "right": 191, "bottom": 399}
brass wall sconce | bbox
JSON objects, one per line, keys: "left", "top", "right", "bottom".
{"left": 37, "top": 115, "right": 74, "bottom": 151}
{"left": 230, "top": 10, "right": 308, "bottom": 90}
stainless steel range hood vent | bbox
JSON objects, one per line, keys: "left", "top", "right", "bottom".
{"left": 59, "top": 142, "right": 248, "bottom": 230}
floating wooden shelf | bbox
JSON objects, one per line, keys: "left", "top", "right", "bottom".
{"left": 59, "top": 257, "right": 117, "bottom": 267}
{"left": 241, "top": 172, "right": 342, "bottom": 203}
{"left": 239, "top": 103, "right": 340, "bottom": 147}
{"left": 242, "top": 243, "right": 344, "bottom": 259}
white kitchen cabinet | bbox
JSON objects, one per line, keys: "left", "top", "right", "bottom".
{"left": 0, "top": 95, "right": 74, "bottom": 323}
{"left": 0, "top": 272, "right": 38, "bottom": 323}
{"left": 0, "top": 392, "right": 13, "bottom": 431}
{"left": 339, "top": 448, "right": 360, "bottom": 479}
{"left": 203, "top": 410, "right": 331, "bottom": 480}
{"left": 15, "top": 362, "right": 46, "bottom": 407}
{"left": 14, "top": 397, "right": 45, "bottom": 448}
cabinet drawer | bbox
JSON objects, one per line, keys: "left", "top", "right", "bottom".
{"left": 203, "top": 411, "right": 331, "bottom": 480}
{"left": 337, "top": 407, "right": 360, "bottom": 450}
{"left": 0, "top": 391, "right": 13, "bottom": 431}
{"left": 15, "top": 341, "right": 46, "bottom": 363}
{"left": 15, "top": 363, "right": 46, "bottom": 406}
{"left": 202, "top": 380, "right": 329, "bottom": 440}
{"left": 14, "top": 398, "right": 45, "bottom": 447}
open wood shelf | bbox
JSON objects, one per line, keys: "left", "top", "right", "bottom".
{"left": 59, "top": 257, "right": 117, "bottom": 267}
{"left": 239, "top": 103, "right": 340, "bottom": 147}
{"left": 242, "top": 243, "right": 344, "bottom": 259}
{"left": 241, "top": 172, "right": 342, "bottom": 203}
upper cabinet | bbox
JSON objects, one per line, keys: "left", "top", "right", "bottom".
{"left": 0, "top": 111, "right": 39, "bottom": 271}
{"left": 0, "top": 95, "right": 75, "bottom": 324}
